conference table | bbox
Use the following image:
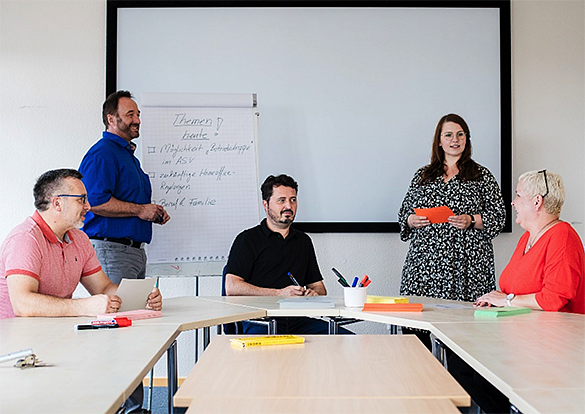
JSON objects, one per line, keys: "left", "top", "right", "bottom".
{"left": 174, "top": 335, "right": 469, "bottom": 410}
{"left": 0, "top": 295, "right": 583, "bottom": 414}
{"left": 198, "top": 295, "right": 585, "bottom": 414}
{"left": 184, "top": 397, "right": 464, "bottom": 414}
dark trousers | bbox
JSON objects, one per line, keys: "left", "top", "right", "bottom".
{"left": 242, "top": 317, "right": 353, "bottom": 334}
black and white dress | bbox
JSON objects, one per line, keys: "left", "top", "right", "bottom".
{"left": 398, "top": 164, "right": 506, "bottom": 302}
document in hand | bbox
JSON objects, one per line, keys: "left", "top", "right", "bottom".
{"left": 116, "top": 278, "right": 157, "bottom": 312}
{"left": 414, "top": 206, "right": 454, "bottom": 223}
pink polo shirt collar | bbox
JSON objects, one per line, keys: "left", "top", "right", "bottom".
{"left": 31, "top": 211, "right": 74, "bottom": 244}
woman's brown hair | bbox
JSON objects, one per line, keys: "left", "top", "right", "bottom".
{"left": 419, "top": 113, "right": 481, "bottom": 185}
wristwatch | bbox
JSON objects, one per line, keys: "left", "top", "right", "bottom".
{"left": 468, "top": 214, "right": 475, "bottom": 229}
{"left": 506, "top": 293, "right": 515, "bottom": 307}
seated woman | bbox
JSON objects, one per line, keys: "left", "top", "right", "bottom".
{"left": 475, "top": 169, "right": 584, "bottom": 313}
{"left": 450, "top": 170, "right": 584, "bottom": 414}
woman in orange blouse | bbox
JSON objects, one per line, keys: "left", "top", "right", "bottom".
{"left": 475, "top": 170, "right": 584, "bottom": 313}
{"left": 450, "top": 171, "right": 585, "bottom": 414}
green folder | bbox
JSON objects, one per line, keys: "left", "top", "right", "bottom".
{"left": 474, "top": 307, "right": 531, "bottom": 318}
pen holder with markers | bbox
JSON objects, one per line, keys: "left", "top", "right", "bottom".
{"left": 343, "top": 287, "right": 368, "bottom": 307}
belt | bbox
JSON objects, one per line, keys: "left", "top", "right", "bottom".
{"left": 89, "top": 236, "right": 143, "bottom": 249}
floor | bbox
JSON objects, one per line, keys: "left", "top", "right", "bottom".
{"left": 143, "top": 387, "right": 187, "bottom": 414}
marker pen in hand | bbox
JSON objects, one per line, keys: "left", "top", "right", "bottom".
{"left": 288, "top": 272, "right": 306, "bottom": 295}
{"left": 288, "top": 272, "right": 300, "bottom": 286}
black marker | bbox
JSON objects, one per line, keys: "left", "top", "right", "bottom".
{"left": 332, "top": 268, "right": 350, "bottom": 287}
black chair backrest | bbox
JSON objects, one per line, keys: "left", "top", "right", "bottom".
{"left": 221, "top": 265, "right": 227, "bottom": 296}
{"left": 221, "top": 265, "right": 238, "bottom": 334}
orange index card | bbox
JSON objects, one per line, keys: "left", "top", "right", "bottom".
{"left": 413, "top": 206, "right": 454, "bottom": 223}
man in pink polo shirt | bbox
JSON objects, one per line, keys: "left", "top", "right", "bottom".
{"left": 0, "top": 169, "right": 162, "bottom": 319}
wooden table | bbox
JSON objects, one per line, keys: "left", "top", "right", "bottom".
{"left": 2, "top": 295, "right": 583, "bottom": 414}
{"left": 174, "top": 335, "right": 470, "bottom": 408}
{"left": 430, "top": 320, "right": 585, "bottom": 414}
{"left": 0, "top": 316, "right": 179, "bottom": 414}
{"left": 185, "top": 397, "right": 462, "bottom": 414}
{"left": 0, "top": 298, "right": 267, "bottom": 414}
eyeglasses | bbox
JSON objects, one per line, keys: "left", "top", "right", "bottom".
{"left": 538, "top": 170, "right": 549, "bottom": 198}
{"left": 441, "top": 131, "right": 466, "bottom": 141}
{"left": 56, "top": 194, "right": 88, "bottom": 204}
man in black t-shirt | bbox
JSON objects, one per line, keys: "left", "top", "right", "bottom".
{"left": 225, "top": 174, "right": 344, "bottom": 334}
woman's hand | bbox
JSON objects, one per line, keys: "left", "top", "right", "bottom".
{"left": 408, "top": 214, "right": 431, "bottom": 229}
{"left": 448, "top": 215, "right": 472, "bottom": 230}
{"left": 474, "top": 290, "right": 506, "bottom": 307}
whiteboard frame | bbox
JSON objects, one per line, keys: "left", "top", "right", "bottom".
{"left": 106, "top": 0, "right": 512, "bottom": 233}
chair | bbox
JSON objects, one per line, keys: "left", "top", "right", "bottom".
{"left": 219, "top": 267, "right": 276, "bottom": 335}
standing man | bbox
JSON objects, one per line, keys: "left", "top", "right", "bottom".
{"left": 225, "top": 174, "right": 350, "bottom": 334}
{"left": 79, "top": 91, "right": 169, "bottom": 414}
{"left": 79, "top": 90, "right": 170, "bottom": 285}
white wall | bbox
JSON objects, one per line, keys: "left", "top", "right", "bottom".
{"left": 1, "top": 0, "right": 583, "bottom": 378}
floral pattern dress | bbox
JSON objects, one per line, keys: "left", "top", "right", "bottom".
{"left": 398, "top": 164, "right": 506, "bottom": 302}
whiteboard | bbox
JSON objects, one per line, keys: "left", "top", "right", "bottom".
{"left": 140, "top": 93, "right": 260, "bottom": 263}
{"left": 111, "top": 4, "right": 511, "bottom": 232}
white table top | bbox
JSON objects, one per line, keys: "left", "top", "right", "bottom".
{"left": 2, "top": 295, "right": 583, "bottom": 414}
{"left": 139, "top": 296, "right": 267, "bottom": 331}
{"left": 0, "top": 298, "right": 268, "bottom": 414}
{"left": 0, "top": 316, "right": 179, "bottom": 414}
{"left": 200, "top": 295, "right": 344, "bottom": 317}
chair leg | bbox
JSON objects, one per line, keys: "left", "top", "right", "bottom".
{"left": 147, "top": 368, "right": 154, "bottom": 411}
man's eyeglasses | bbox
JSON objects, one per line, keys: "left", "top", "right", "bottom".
{"left": 57, "top": 194, "right": 88, "bottom": 204}
{"left": 538, "top": 170, "right": 549, "bottom": 198}
{"left": 441, "top": 131, "right": 466, "bottom": 141}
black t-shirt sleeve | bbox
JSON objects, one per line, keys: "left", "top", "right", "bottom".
{"left": 224, "top": 231, "right": 255, "bottom": 282}
{"left": 302, "top": 234, "right": 323, "bottom": 285}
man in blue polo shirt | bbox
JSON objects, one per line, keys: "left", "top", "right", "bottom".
{"left": 79, "top": 91, "right": 170, "bottom": 413}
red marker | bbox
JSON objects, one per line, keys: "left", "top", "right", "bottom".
{"left": 359, "top": 275, "right": 369, "bottom": 287}
{"left": 76, "top": 317, "right": 132, "bottom": 330}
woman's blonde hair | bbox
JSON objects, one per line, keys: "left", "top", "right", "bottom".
{"left": 519, "top": 170, "right": 565, "bottom": 215}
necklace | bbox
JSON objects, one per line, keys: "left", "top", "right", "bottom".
{"left": 526, "top": 218, "right": 560, "bottom": 251}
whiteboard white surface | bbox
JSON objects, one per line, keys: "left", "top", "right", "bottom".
{"left": 117, "top": 6, "right": 505, "bottom": 225}
{"left": 140, "top": 93, "right": 260, "bottom": 263}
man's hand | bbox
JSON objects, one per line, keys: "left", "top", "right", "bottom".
{"left": 86, "top": 294, "right": 122, "bottom": 315}
{"left": 138, "top": 204, "right": 170, "bottom": 224}
{"left": 303, "top": 288, "right": 319, "bottom": 296}
{"left": 146, "top": 287, "right": 163, "bottom": 310}
{"left": 278, "top": 285, "right": 306, "bottom": 296}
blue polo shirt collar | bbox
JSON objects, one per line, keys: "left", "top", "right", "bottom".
{"left": 102, "top": 131, "right": 136, "bottom": 152}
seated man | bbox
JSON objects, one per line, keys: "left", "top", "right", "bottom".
{"left": 225, "top": 174, "right": 349, "bottom": 334}
{"left": 0, "top": 169, "right": 162, "bottom": 319}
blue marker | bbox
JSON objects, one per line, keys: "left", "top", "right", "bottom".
{"left": 352, "top": 277, "right": 359, "bottom": 287}
{"left": 288, "top": 272, "right": 300, "bottom": 286}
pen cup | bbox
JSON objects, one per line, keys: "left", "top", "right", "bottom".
{"left": 343, "top": 287, "right": 367, "bottom": 308}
